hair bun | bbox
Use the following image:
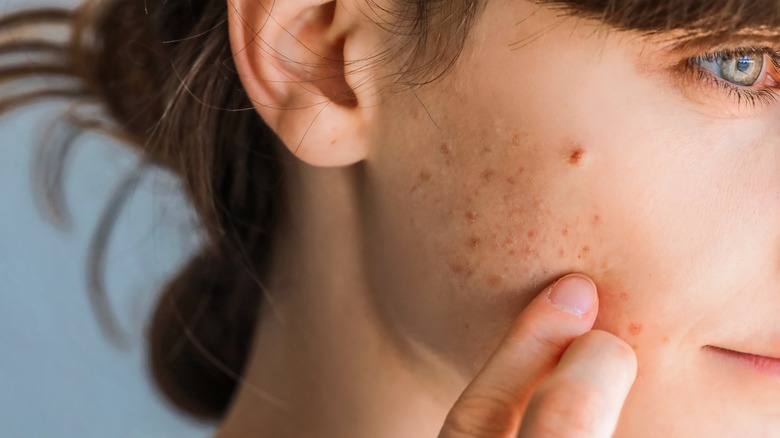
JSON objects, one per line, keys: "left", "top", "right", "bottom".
{"left": 148, "top": 249, "right": 261, "bottom": 419}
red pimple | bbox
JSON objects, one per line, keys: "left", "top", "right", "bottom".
{"left": 567, "top": 142, "right": 586, "bottom": 166}
{"left": 465, "top": 211, "right": 477, "bottom": 224}
{"left": 506, "top": 176, "right": 516, "bottom": 185}
{"left": 481, "top": 169, "right": 495, "bottom": 182}
{"left": 628, "top": 323, "right": 642, "bottom": 335}
{"left": 527, "top": 230, "right": 536, "bottom": 238}
{"left": 466, "top": 236, "right": 481, "bottom": 249}
{"left": 592, "top": 215, "right": 602, "bottom": 225}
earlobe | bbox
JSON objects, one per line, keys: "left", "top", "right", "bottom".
{"left": 227, "top": 0, "right": 369, "bottom": 167}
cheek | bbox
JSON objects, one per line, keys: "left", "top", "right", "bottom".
{"left": 424, "top": 132, "right": 690, "bottom": 355}
{"left": 437, "top": 137, "right": 612, "bottom": 293}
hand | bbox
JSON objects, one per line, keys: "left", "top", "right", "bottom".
{"left": 438, "top": 274, "right": 637, "bottom": 437}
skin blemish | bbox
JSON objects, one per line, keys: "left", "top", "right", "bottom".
{"left": 592, "top": 214, "right": 602, "bottom": 225}
{"left": 506, "top": 176, "right": 516, "bottom": 185}
{"left": 628, "top": 322, "right": 643, "bottom": 336}
{"left": 568, "top": 147, "right": 585, "bottom": 165}
{"left": 620, "top": 292, "right": 629, "bottom": 299}
{"left": 527, "top": 230, "right": 536, "bottom": 238}
{"left": 563, "top": 137, "right": 587, "bottom": 166}
{"left": 466, "top": 236, "right": 481, "bottom": 249}
{"left": 511, "top": 131, "right": 523, "bottom": 146}
{"left": 481, "top": 146, "right": 493, "bottom": 154}
{"left": 449, "top": 263, "right": 474, "bottom": 279}
{"left": 409, "top": 169, "right": 433, "bottom": 194}
{"left": 558, "top": 248, "right": 565, "bottom": 257}
{"left": 662, "top": 336, "right": 670, "bottom": 344}
{"left": 561, "top": 227, "right": 569, "bottom": 236}
{"left": 465, "top": 211, "right": 477, "bottom": 224}
{"left": 508, "top": 249, "right": 516, "bottom": 256}
{"left": 577, "top": 245, "right": 591, "bottom": 259}
{"left": 482, "top": 169, "right": 495, "bottom": 182}
{"left": 440, "top": 143, "right": 453, "bottom": 165}
{"left": 487, "top": 275, "right": 503, "bottom": 287}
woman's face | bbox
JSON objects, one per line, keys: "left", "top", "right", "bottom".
{"left": 360, "top": 0, "right": 780, "bottom": 434}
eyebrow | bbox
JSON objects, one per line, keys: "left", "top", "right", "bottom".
{"left": 539, "top": 0, "right": 780, "bottom": 35}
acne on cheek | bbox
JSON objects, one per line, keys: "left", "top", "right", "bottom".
{"left": 445, "top": 137, "right": 604, "bottom": 288}
{"left": 593, "top": 287, "right": 671, "bottom": 352}
{"left": 451, "top": 210, "right": 605, "bottom": 289}
{"left": 408, "top": 169, "right": 433, "bottom": 194}
{"left": 568, "top": 146, "right": 585, "bottom": 166}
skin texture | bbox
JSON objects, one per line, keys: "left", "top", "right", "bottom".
{"left": 220, "top": 0, "right": 780, "bottom": 436}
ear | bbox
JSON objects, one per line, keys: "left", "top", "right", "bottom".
{"left": 227, "top": 0, "right": 374, "bottom": 167}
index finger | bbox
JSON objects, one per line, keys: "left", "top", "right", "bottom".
{"left": 439, "top": 274, "right": 599, "bottom": 436}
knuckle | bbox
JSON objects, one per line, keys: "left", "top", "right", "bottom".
{"left": 443, "top": 391, "right": 520, "bottom": 437}
{"left": 527, "top": 383, "right": 606, "bottom": 438}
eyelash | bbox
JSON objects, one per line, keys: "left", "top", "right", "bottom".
{"left": 685, "top": 47, "right": 780, "bottom": 107}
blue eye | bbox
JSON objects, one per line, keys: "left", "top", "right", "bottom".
{"left": 694, "top": 52, "right": 764, "bottom": 86}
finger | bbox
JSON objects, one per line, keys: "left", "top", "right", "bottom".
{"left": 518, "top": 330, "right": 637, "bottom": 438}
{"left": 439, "top": 274, "right": 599, "bottom": 438}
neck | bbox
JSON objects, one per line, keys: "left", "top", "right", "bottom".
{"left": 216, "top": 160, "right": 459, "bottom": 438}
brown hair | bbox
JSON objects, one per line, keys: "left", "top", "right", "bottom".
{"left": 0, "top": 0, "right": 481, "bottom": 420}
{"left": 2, "top": 0, "right": 777, "bottom": 423}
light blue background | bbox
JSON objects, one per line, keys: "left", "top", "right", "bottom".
{"left": 0, "top": 0, "right": 214, "bottom": 436}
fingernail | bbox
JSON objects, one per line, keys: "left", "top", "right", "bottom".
{"left": 546, "top": 274, "right": 596, "bottom": 318}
